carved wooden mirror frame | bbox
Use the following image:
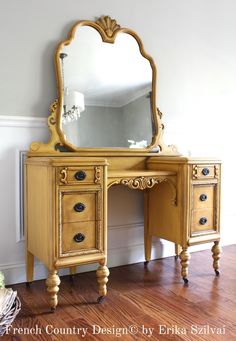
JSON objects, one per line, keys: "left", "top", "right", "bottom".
{"left": 29, "top": 16, "right": 178, "bottom": 155}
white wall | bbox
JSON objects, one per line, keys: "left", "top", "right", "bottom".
{"left": 0, "top": 0, "right": 236, "bottom": 284}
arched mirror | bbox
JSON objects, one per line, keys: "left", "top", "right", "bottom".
{"left": 54, "top": 16, "right": 162, "bottom": 151}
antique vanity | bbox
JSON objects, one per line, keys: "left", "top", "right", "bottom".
{"left": 24, "top": 16, "right": 221, "bottom": 311}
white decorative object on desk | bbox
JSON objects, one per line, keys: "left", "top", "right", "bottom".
{"left": 128, "top": 139, "right": 148, "bottom": 148}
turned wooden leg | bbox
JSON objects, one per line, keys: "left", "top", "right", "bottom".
{"left": 175, "top": 244, "right": 181, "bottom": 260}
{"left": 96, "top": 261, "right": 109, "bottom": 304}
{"left": 69, "top": 266, "right": 77, "bottom": 284}
{"left": 211, "top": 241, "right": 222, "bottom": 276}
{"left": 69, "top": 266, "right": 77, "bottom": 276}
{"left": 144, "top": 191, "right": 151, "bottom": 266}
{"left": 46, "top": 270, "right": 61, "bottom": 311}
{"left": 180, "top": 247, "right": 191, "bottom": 284}
{"left": 26, "top": 250, "right": 34, "bottom": 287}
{"left": 144, "top": 236, "right": 152, "bottom": 266}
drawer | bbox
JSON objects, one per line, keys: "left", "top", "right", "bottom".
{"left": 59, "top": 166, "right": 102, "bottom": 185}
{"left": 61, "top": 221, "right": 96, "bottom": 254}
{"left": 192, "top": 164, "right": 219, "bottom": 180}
{"left": 62, "top": 192, "right": 98, "bottom": 223}
{"left": 193, "top": 185, "right": 214, "bottom": 210}
{"left": 191, "top": 209, "right": 216, "bottom": 234}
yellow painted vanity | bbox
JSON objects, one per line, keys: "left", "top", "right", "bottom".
{"left": 24, "top": 16, "right": 221, "bottom": 310}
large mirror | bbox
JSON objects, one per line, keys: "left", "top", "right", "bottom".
{"left": 55, "top": 17, "right": 160, "bottom": 150}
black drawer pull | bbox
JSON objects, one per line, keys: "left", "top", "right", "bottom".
{"left": 199, "top": 217, "right": 207, "bottom": 225}
{"left": 73, "top": 233, "right": 85, "bottom": 243}
{"left": 74, "top": 202, "right": 86, "bottom": 212}
{"left": 200, "top": 194, "right": 207, "bottom": 201}
{"left": 74, "top": 170, "right": 86, "bottom": 181}
{"left": 202, "top": 168, "right": 210, "bottom": 176}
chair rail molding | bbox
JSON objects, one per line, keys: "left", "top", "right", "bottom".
{"left": 0, "top": 115, "right": 47, "bottom": 128}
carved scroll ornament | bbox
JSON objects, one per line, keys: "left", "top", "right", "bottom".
{"left": 109, "top": 176, "right": 177, "bottom": 205}
{"left": 120, "top": 176, "right": 165, "bottom": 190}
{"left": 59, "top": 167, "right": 68, "bottom": 184}
{"left": 95, "top": 166, "right": 101, "bottom": 184}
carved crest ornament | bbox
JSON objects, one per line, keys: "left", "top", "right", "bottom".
{"left": 96, "top": 16, "right": 120, "bottom": 37}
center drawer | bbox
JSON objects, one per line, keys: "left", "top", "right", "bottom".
{"left": 62, "top": 192, "right": 96, "bottom": 223}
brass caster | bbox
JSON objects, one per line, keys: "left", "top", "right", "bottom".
{"left": 50, "top": 307, "right": 56, "bottom": 313}
{"left": 25, "top": 282, "right": 32, "bottom": 288}
{"left": 215, "top": 270, "right": 220, "bottom": 276}
{"left": 97, "top": 296, "right": 105, "bottom": 304}
{"left": 183, "top": 278, "right": 189, "bottom": 284}
{"left": 144, "top": 261, "right": 149, "bottom": 267}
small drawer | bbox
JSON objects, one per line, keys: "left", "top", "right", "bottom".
{"left": 62, "top": 192, "right": 96, "bottom": 223}
{"left": 191, "top": 209, "right": 215, "bottom": 234}
{"left": 59, "top": 166, "right": 102, "bottom": 185}
{"left": 193, "top": 185, "right": 214, "bottom": 210}
{"left": 61, "top": 221, "right": 96, "bottom": 254}
{"left": 192, "top": 164, "right": 218, "bottom": 180}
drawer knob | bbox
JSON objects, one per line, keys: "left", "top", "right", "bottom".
{"left": 199, "top": 217, "right": 207, "bottom": 225}
{"left": 74, "top": 202, "right": 86, "bottom": 212}
{"left": 74, "top": 170, "right": 86, "bottom": 181}
{"left": 202, "top": 168, "right": 210, "bottom": 176}
{"left": 200, "top": 194, "right": 207, "bottom": 201}
{"left": 73, "top": 233, "right": 85, "bottom": 243}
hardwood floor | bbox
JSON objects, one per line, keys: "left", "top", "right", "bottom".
{"left": 3, "top": 245, "right": 236, "bottom": 340}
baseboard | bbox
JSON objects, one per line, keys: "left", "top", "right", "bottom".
{"left": 1, "top": 235, "right": 235, "bottom": 286}
{"left": 1, "top": 239, "right": 175, "bottom": 285}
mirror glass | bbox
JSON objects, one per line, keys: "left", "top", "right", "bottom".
{"left": 59, "top": 26, "right": 154, "bottom": 148}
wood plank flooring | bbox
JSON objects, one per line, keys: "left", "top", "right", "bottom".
{"left": 2, "top": 245, "right": 236, "bottom": 340}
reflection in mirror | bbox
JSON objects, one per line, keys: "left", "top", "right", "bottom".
{"left": 60, "top": 26, "right": 153, "bottom": 148}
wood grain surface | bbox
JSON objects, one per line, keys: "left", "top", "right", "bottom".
{"left": 4, "top": 245, "right": 235, "bottom": 340}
